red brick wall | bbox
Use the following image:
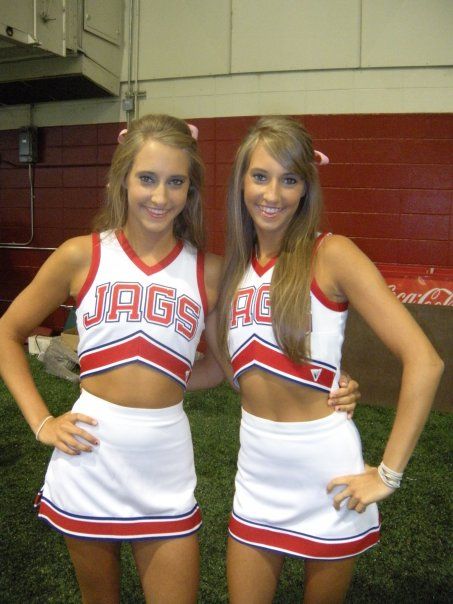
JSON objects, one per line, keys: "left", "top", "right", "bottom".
{"left": 207, "top": 114, "right": 453, "bottom": 263}
{"left": 1, "top": 114, "right": 452, "bottom": 329}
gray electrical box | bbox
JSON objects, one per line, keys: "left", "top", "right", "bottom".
{"left": 0, "top": 0, "right": 123, "bottom": 104}
{"left": 19, "top": 127, "right": 38, "bottom": 163}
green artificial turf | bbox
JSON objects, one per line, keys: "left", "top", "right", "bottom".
{"left": 1, "top": 356, "right": 451, "bottom": 603}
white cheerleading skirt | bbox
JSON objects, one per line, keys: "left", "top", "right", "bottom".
{"left": 36, "top": 390, "right": 201, "bottom": 541}
{"left": 229, "top": 409, "right": 380, "bottom": 560}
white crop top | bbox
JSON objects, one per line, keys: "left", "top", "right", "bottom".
{"left": 76, "top": 230, "right": 207, "bottom": 388}
{"left": 227, "top": 234, "right": 348, "bottom": 392}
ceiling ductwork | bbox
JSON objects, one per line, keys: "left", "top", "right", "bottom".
{"left": 0, "top": 0, "right": 123, "bottom": 105}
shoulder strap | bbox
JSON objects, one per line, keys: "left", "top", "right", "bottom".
{"left": 76, "top": 232, "right": 101, "bottom": 306}
{"left": 313, "top": 231, "right": 332, "bottom": 255}
{"left": 196, "top": 250, "right": 209, "bottom": 316}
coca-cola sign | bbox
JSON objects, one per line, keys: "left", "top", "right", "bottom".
{"left": 386, "top": 278, "right": 452, "bottom": 306}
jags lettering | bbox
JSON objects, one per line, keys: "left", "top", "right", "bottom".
{"left": 83, "top": 282, "right": 201, "bottom": 340}
{"left": 230, "top": 284, "right": 272, "bottom": 328}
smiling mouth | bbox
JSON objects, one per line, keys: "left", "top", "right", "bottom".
{"left": 256, "top": 205, "right": 282, "bottom": 217}
{"left": 144, "top": 206, "right": 170, "bottom": 218}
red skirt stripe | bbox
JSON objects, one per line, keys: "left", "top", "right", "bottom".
{"left": 229, "top": 513, "right": 380, "bottom": 560}
{"left": 38, "top": 498, "right": 202, "bottom": 540}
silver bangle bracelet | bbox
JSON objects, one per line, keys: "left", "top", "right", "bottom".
{"left": 378, "top": 461, "right": 403, "bottom": 489}
{"left": 35, "top": 415, "right": 53, "bottom": 441}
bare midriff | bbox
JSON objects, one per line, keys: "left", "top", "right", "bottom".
{"left": 81, "top": 363, "right": 184, "bottom": 409}
{"left": 238, "top": 368, "right": 334, "bottom": 422}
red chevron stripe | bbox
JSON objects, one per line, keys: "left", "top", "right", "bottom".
{"left": 231, "top": 339, "right": 335, "bottom": 390}
{"left": 80, "top": 335, "right": 190, "bottom": 382}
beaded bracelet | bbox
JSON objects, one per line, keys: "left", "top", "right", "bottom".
{"left": 377, "top": 461, "right": 403, "bottom": 489}
{"left": 35, "top": 415, "right": 53, "bottom": 441}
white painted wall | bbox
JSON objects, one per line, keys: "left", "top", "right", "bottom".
{"left": 1, "top": 0, "right": 452, "bottom": 129}
{"left": 136, "top": 0, "right": 231, "bottom": 79}
{"left": 362, "top": 0, "right": 453, "bottom": 67}
{"left": 231, "top": 0, "right": 361, "bottom": 72}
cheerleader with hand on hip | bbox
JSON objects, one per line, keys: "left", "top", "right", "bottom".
{"left": 0, "top": 114, "right": 220, "bottom": 604}
{"left": 201, "top": 116, "right": 443, "bottom": 604}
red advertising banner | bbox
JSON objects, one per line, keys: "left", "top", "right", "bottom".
{"left": 377, "top": 265, "right": 453, "bottom": 306}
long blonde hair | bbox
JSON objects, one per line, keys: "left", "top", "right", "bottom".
{"left": 93, "top": 114, "right": 205, "bottom": 249}
{"left": 218, "top": 116, "right": 324, "bottom": 362}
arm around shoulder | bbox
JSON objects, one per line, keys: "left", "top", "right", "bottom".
{"left": 187, "top": 309, "right": 231, "bottom": 391}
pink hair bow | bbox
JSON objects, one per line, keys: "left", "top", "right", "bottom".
{"left": 117, "top": 129, "right": 128, "bottom": 144}
{"left": 117, "top": 124, "right": 198, "bottom": 143}
{"left": 314, "top": 150, "right": 329, "bottom": 165}
{"left": 187, "top": 124, "right": 198, "bottom": 140}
